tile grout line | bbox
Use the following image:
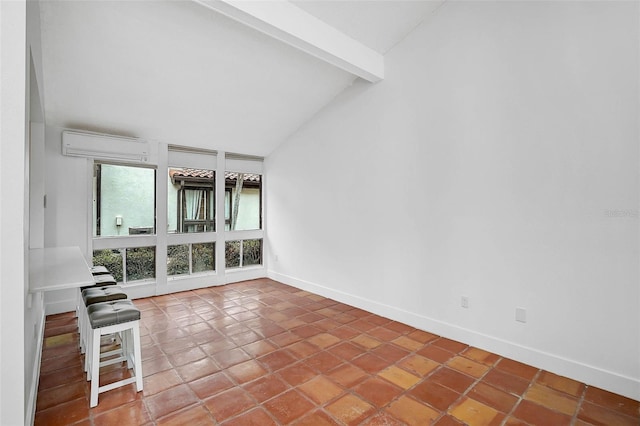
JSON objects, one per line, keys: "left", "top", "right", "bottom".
{"left": 500, "top": 368, "right": 542, "bottom": 426}
{"left": 571, "top": 383, "right": 589, "bottom": 426}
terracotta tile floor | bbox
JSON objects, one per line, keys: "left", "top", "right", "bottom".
{"left": 35, "top": 278, "right": 640, "bottom": 425}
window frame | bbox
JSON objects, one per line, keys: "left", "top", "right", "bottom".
{"left": 93, "top": 162, "right": 157, "bottom": 238}
{"left": 89, "top": 147, "right": 266, "bottom": 292}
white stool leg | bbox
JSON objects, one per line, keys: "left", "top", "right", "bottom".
{"left": 90, "top": 327, "right": 101, "bottom": 407}
{"left": 85, "top": 322, "right": 92, "bottom": 377}
{"left": 123, "top": 329, "right": 132, "bottom": 369}
{"left": 132, "top": 322, "right": 143, "bottom": 392}
{"left": 80, "top": 302, "right": 88, "bottom": 354}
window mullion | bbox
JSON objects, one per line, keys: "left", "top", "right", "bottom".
{"left": 216, "top": 152, "right": 227, "bottom": 278}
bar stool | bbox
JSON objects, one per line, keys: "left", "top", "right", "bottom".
{"left": 79, "top": 285, "right": 128, "bottom": 354}
{"left": 76, "top": 273, "right": 118, "bottom": 319}
{"left": 86, "top": 299, "right": 143, "bottom": 407}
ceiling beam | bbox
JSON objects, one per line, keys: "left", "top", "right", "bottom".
{"left": 192, "top": 0, "right": 384, "bottom": 82}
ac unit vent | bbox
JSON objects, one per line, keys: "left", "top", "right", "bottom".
{"left": 62, "top": 131, "right": 149, "bottom": 163}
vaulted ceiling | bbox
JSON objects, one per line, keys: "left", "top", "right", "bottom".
{"left": 37, "top": 1, "right": 445, "bottom": 156}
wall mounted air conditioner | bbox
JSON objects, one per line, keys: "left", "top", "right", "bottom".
{"left": 62, "top": 130, "right": 150, "bottom": 163}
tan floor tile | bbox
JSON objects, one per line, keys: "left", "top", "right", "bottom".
{"left": 378, "top": 365, "right": 421, "bottom": 389}
{"left": 512, "top": 400, "right": 572, "bottom": 426}
{"left": 524, "top": 383, "right": 579, "bottom": 416}
{"left": 535, "top": 371, "right": 583, "bottom": 397}
{"left": 156, "top": 404, "right": 214, "bottom": 425}
{"left": 578, "top": 401, "right": 640, "bottom": 426}
{"left": 286, "top": 341, "right": 319, "bottom": 359}
{"left": 264, "top": 389, "right": 315, "bottom": 424}
{"left": 407, "top": 329, "right": 438, "bottom": 344}
{"left": 143, "top": 369, "right": 184, "bottom": 396}
{"left": 294, "top": 410, "right": 341, "bottom": 426}
{"left": 467, "top": 382, "right": 518, "bottom": 414}
{"left": 584, "top": 386, "right": 640, "bottom": 418}
{"left": 226, "top": 359, "right": 267, "bottom": 384}
{"left": 446, "top": 356, "right": 490, "bottom": 378}
{"left": 386, "top": 395, "right": 440, "bottom": 426}
{"left": 392, "top": 336, "right": 423, "bottom": 351}
{"left": 354, "top": 377, "right": 403, "bottom": 407}
{"left": 308, "top": 332, "right": 342, "bottom": 349}
{"left": 299, "top": 376, "right": 344, "bottom": 404}
{"left": 399, "top": 354, "right": 440, "bottom": 376}
{"left": 326, "top": 394, "right": 375, "bottom": 425}
{"left": 462, "top": 347, "right": 500, "bottom": 366}
{"left": 449, "top": 397, "right": 503, "bottom": 426}
{"left": 328, "top": 363, "right": 368, "bottom": 387}
{"left": 352, "top": 334, "right": 383, "bottom": 349}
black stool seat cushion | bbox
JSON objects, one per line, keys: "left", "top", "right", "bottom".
{"left": 88, "top": 300, "right": 140, "bottom": 328}
{"left": 82, "top": 286, "right": 127, "bottom": 306}
{"left": 90, "top": 266, "right": 110, "bottom": 275}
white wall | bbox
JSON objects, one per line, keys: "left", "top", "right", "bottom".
{"left": 24, "top": 0, "right": 48, "bottom": 423}
{"left": 1, "top": 1, "right": 27, "bottom": 424}
{"left": 43, "top": 126, "right": 91, "bottom": 313}
{"left": 266, "top": 1, "right": 639, "bottom": 399}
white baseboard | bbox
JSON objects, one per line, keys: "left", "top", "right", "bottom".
{"left": 26, "top": 310, "right": 46, "bottom": 426}
{"left": 268, "top": 270, "right": 640, "bottom": 401}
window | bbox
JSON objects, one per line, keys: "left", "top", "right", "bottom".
{"left": 92, "top": 247, "right": 156, "bottom": 283}
{"left": 168, "top": 168, "right": 215, "bottom": 233}
{"left": 94, "top": 164, "right": 155, "bottom": 236}
{"left": 167, "top": 242, "right": 215, "bottom": 276}
{"left": 126, "top": 246, "right": 156, "bottom": 281}
{"left": 225, "top": 239, "right": 262, "bottom": 268}
{"left": 91, "top": 148, "right": 265, "bottom": 289}
{"left": 92, "top": 249, "right": 124, "bottom": 282}
{"left": 225, "top": 172, "right": 261, "bottom": 231}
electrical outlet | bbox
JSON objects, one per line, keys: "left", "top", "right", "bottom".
{"left": 461, "top": 296, "right": 469, "bottom": 309}
{"left": 516, "top": 307, "right": 527, "bottom": 323}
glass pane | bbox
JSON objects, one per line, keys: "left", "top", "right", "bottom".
{"left": 167, "top": 244, "right": 189, "bottom": 276}
{"left": 224, "top": 190, "right": 231, "bottom": 231}
{"left": 168, "top": 168, "right": 215, "bottom": 233}
{"left": 193, "top": 242, "right": 215, "bottom": 273}
{"left": 243, "top": 239, "right": 262, "bottom": 266}
{"left": 226, "top": 172, "right": 261, "bottom": 231}
{"left": 225, "top": 240, "right": 240, "bottom": 268}
{"left": 126, "top": 246, "right": 155, "bottom": 281}
{"left": 94, "top": 164, "right": 155, "bottom": 236}
{"left": 92, "top": 249, "right": 123, "bottom": 282}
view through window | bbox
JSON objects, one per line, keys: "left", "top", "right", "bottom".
{"left": 93, "top": 163, "right": 155, "bottom": 236}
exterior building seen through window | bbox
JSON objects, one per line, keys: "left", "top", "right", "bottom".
{"left": 168, "top": 168, "right": 215, "bottom": 233}
{"left": 167, "top": 167, "right": 261, "bottom": 232}
{"left": 225, "top": 172, "right": 262, "bottom": 231}
{"left": 94, "top": 163, "right": 156, "bottom": 236}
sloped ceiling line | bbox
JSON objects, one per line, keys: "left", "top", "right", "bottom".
{"left": 192, "top": 0, "right": 385, "bottom": 82}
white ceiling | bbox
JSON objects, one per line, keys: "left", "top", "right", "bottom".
{"left": 37, "top": 1, "right": 445, "bottom": 157}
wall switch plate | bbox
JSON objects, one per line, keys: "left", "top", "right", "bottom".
{"left": 461, "top": 296, "right": 469, "bottom": 309}
{"left": 516, "top": 307, "right": 527, "bottom": 323}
